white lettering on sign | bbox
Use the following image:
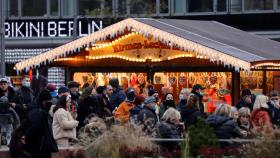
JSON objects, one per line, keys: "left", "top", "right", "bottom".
{"left": 4, "top": 20, "right": 103, "bottom": 38}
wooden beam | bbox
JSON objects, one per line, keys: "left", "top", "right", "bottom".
{"left": 232, "top": 70, "right": 240, "bottom": 106}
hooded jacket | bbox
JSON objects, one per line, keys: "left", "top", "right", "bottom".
{"left": 206, "top": 115, "right": 241, "bottom": 140}
{"left": 110, "top": 86, "right": 126, "bottom": 109}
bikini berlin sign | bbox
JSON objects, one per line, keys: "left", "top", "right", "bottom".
{"left": 4, "top": 19, "right": 103, "bottom": 38}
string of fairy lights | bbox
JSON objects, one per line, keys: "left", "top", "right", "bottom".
{"left": 14, "top": 18, "right": 254, "bottom": 72}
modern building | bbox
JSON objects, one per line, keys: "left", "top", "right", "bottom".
{"left": 3, "top": 0, "right": 280, "bottom": 87}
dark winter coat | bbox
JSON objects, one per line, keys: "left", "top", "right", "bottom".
{"left": 110, "top": 86, "right": 126, "bottom": 109}
{"left": 180, "top": 106, "right": 202, "bottom": 129}
{"left": 268, "top": 102, "right": 280, "bottom": 127}
{"left": 157, "top": 121, "right": 180, "bottom": 151}
{"left": 138, "top": 106, "right": 158, "bottom": 135}
{"left": 236, "top": 99, "right": 253, "bottom": 111}
{"left": 191, "top": 90, "right": 204, "bottom": 114}
{"left": 176, "top": 100, "right": 187, "bottom": 112}
{"left": 15, "top": 86, "right": 34, "bottom": 121}
{"left": 77, "top": 95, "right": 101, "bottom": 130}
{"left": 24, "top": 106, "right": 58, "bottom": 155}
{"left": 206, "top": 115, "right": 241, "bottom": 147}
{"left": 0, "top": 86, "right": 17, "bottom": 103}
{"left": 97, "top": 93, "right": 113, "bottom": 117}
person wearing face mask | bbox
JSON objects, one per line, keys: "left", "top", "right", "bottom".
{"left": 15, "top": 77, "right": 34, "bottom": 121}
{"left": 21, "top": 89, "right": 58, "bottom": 158}
{"left": 159, "top": 93, "right": 176, "bottom": 119}
{"left": 177, "top": 88, "right": 190, "bottom": 112}
{"left": 67, "top": 81, "right": 81, "bottom": 113}
{"left": 268, "top": 90, "right": 280, "bottom": 127}
{"left": 191, "top": 84, "right": 205, "bottom": 115}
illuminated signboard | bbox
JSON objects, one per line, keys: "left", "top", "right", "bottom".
{"left": 4, "top": 19, "right": 103, "bottom": 38}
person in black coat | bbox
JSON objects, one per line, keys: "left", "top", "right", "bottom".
{"left": 0, "top": 78, "right": 17, "bottom": 110}
{"left": 176, "top": 88, "right": 190, "bottom": 112}
{"left": 96, "top": 85, "right": 113, "bottom": 117}
{"left": 206, "top": 104, "right": 242, "bottom": 147}
{"left": 21, "top": 89, "right": 58, "bottom": 158}
{"left": 109, "top": 78, "right": 126, "bottom": 110}
{"left": 157, "top": 108, "right": 182, "bottom": 152}
{"left": 77, "top": 87, "right": 101, "bottom": 131}
{"left": 181, "top": 94, "right": 202, "bottom": 129}
{"left": 191, "top": 84, "right": 205, "bottom": 114}
{"left": 15, "top": 77, "right": 34, "bottom": 121}
{"left": 138, "top": 96, "right": 159, "bottom": 135}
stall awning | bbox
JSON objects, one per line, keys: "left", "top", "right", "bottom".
{"left": 15, "top": 18, "right": 280, "bottom": 72}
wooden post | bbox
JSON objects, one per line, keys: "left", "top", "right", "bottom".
{"left": 232, "top": 70, "right": 240, "bottom": 106}
{"left": 263, "top": 70, "right": 267, "bottom": 95}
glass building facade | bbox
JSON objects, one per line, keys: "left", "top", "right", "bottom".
{"left": 5, "top": 0, "right": 280, "bottom": 17}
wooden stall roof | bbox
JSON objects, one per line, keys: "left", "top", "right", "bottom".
{"left": 15, "top": 18, "right": 280, "bottom": 72}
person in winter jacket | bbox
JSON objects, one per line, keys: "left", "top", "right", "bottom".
{"left": 96, "top": 85, "right": 113, "bottom": 117}
{"left": 236, "top": 89, "right": 253, "bottom": 111}
{"left": 159, "top": 93, "right": 176, "bottom": 119}
{"left": 77, "top": 86, "right": 100, "bottom": 131}
{"left": 52, "top": 95, "right": 79, "bottom": 146}
{"left": 22, "top": 89, "right": 58, "bottom": 158}
{"left": 0, "top": 96, "right": 20, "bottom": 145}
{"left": 15, "top": 77, "right": 34, "bottom": 121}
{"left": 251, "top": 94, "right": 274, "bottom": 138}
{"left": 206, "top": 104, "right": 242, "bottom": 147}
{"left": 138, "top": 96, "right": 159, "bottom": 135}
{"left": 114, "top": 88, "right": 135, "bottom": 123}
{"left": 180, "top": 94, "right": 202, "bottom": 129}
{"left": 67, "top": 81, "right": 80, "bottom": 112}
{"left": 157, "top": 107, "right": 182, "bottom": 152}
{"left": 109, "top": 78, "right": 126, "bottom": 109}
{"left": 176, "top": 88, "right": 190, "bottom": 112}
{"left": 191, "top": 84, "right": 205, "bottom": 115}
{"left": 0, "top": 78, "right": 17, "bottom": 110}
{"left": 237, "top": 107, "right": 251, "bottom": 138}
{"left": 268, "top": 90, "right": 280, "bottom": 127}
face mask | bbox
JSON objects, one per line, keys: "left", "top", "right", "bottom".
{"left": 23, "top": 82, "right": 30, "bottom": 88}
{"left": 165, "top": 100, "right": 175, "bottom": 108}
{"left": 199, "top": 91, "right": 204, "bottom": 96}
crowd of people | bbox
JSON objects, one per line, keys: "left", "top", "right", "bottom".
{"left": 1, "top": 76, "right": 280, "bottom": 157}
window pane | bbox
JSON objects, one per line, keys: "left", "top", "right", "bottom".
{"left": 217, "top": 0, "right": 227, "bottom": 12}
{"left": 22, "top": 0, "right": 47, "bottom": 16}
{"left": 160, "top": 0, "right": 169, "bottom": 13}
{"left": 130, "top": 0, "right": 156, "bottom": 15}
{"left": 103, "top": 0, "right": 113, "bottom": 16}
{"left": 9, "top": 0, "right": 18, "bottom": 16}
{"left": 244, "top": 0, "right": 273, "bottom": 10}
{"left": 188, "top": 0, "right": 213, "bottom": 12}
{"left": 117, "top": 0, "right": 127, "bottom": 15}
{"left": 230, "top": 0, "right": 242, "bottom": 12}
{"left": 62, "top": 0, "right": 75, "bottom": 16}
{"left": 79, "top": 0, "right": 101, "bottom": 16}
{"left": 51, "top": 0, "right": 58, "bottom": 16}
{"left": 278, "top": 0, "right": 280, "bottom": 9}
{"left": 174, "top": 0, "right": 184, "bottom": 13}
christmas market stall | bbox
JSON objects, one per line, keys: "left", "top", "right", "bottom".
{"left": 14, "top": 18, "right": 280, "bottom": 108}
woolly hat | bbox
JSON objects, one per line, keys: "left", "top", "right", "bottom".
{"left": 58, "top": 86, "right": 69, "bottom": 94}
{"left": 126, "top": 88, "right": 136, "bottom": 102}
{"left": 144, "top": 96, "right": 157, "bottom": 105}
